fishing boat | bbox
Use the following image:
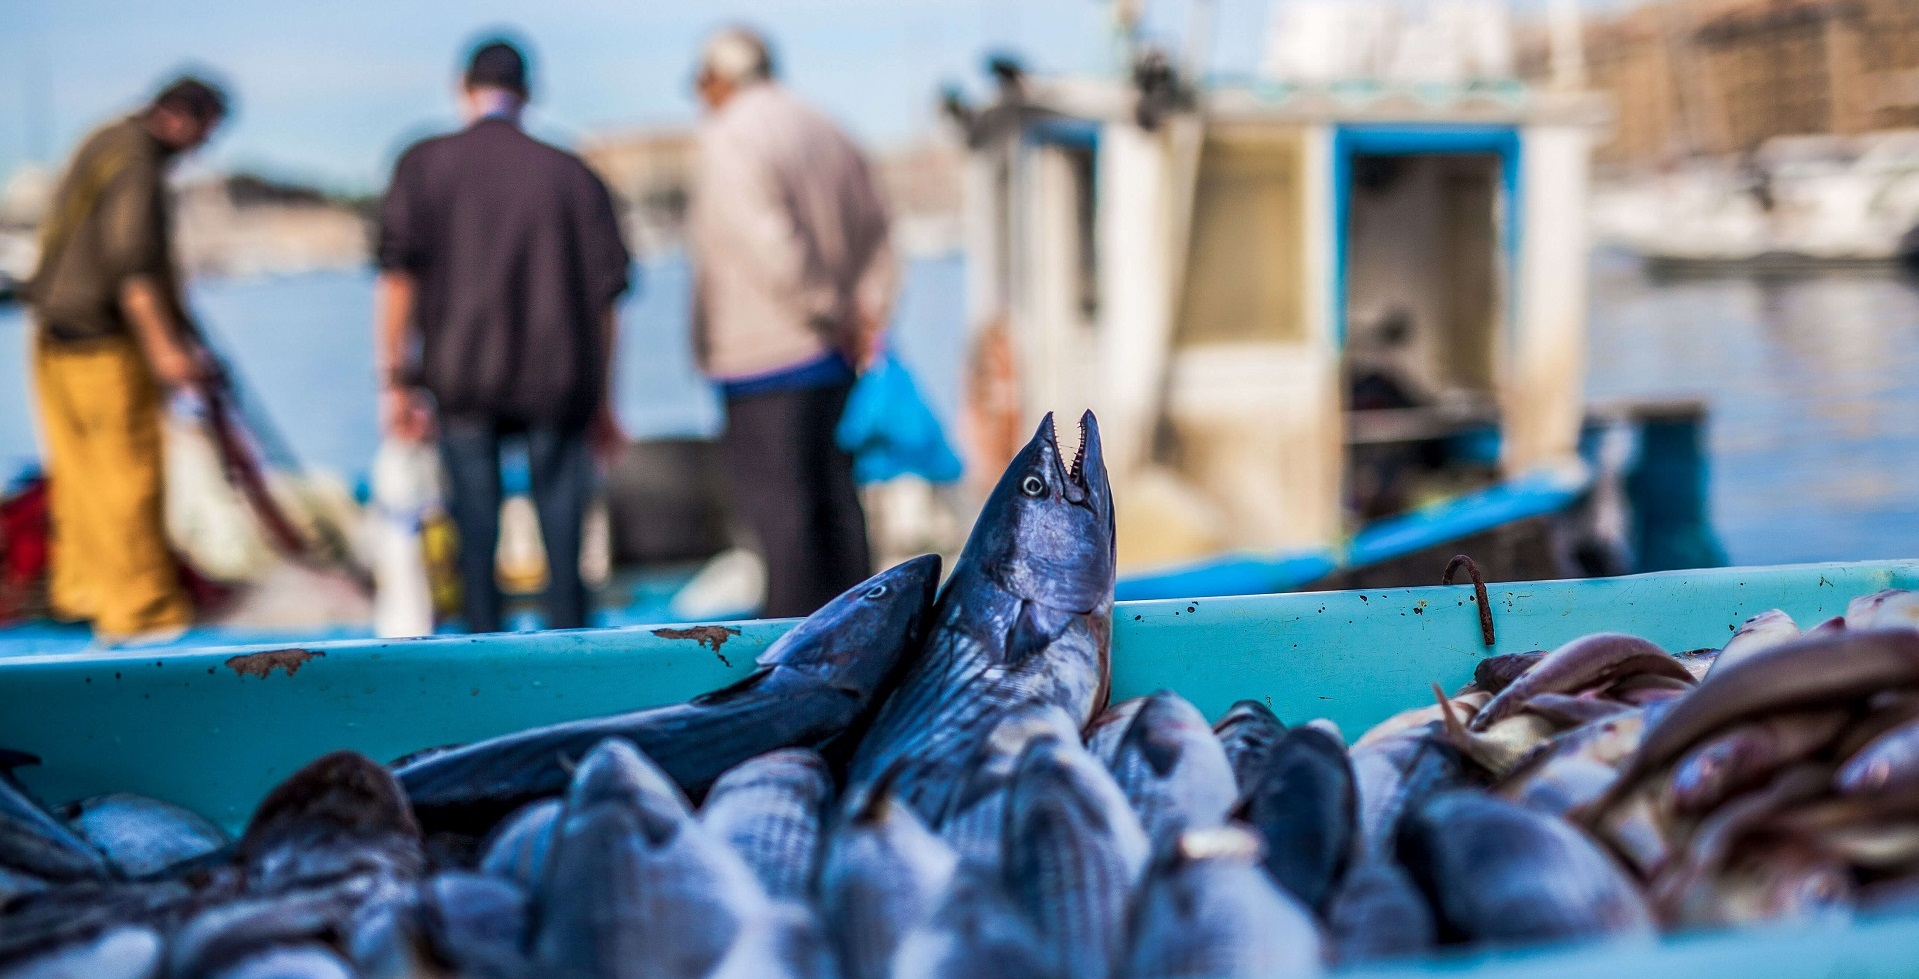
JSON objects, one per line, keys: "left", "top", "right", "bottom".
{"left": 949, "top": 1, "right": 1725, "bottom": 603}
{"left": 1, "top": 558, "right": 1914, "bottom": 976}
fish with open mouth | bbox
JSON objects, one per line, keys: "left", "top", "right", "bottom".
{"left": 848, "top": 413, "right": 1115, "bottom": 825}
{"left": 396, "top": 555, "right": 940, "bottom": 838}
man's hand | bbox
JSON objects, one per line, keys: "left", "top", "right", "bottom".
{"left": 591, "top": 403, "right": 625, "bottom": 465}
{"left": 146, "top": 336, "right": 216, "bottom": 390}
{"left": 380, "top": 386, "right": 435, "bottom": 443}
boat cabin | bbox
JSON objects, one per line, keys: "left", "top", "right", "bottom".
{"left": 952, "top": 65, "right": 1613, "bottom": 594}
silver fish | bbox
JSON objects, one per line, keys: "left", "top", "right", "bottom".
{"left": 820, "top": 785, "right": 960, "bottom": 979}
{"left": 700, "top": 748, "right": 833, "bottom": 902}
{"left": 477, "top": 798, "right": 561, "bottom": 891}
{"left": 1669, "top": 710, "right": 1851, "bottom": 813}
{"left": 1398, "top": 791, "right": 1653, "bottom": 945}
{"left": 1349, "top": 729, "right": 1467, "bottom": 859}
{"left": 208, "top": 946, "right": 357, "bottom": 979}
{"left": 1085, "top": 698, "right": 1147, "bottom": 769}
{"left": 1213, "top": 700, "right": 1288, "bottom": 795}
{"left": 1106, "top": 691, "right": 1237, "bottom": 844}
{"left": 849, "top": 413, "right": 1116, "bottom": 824}
{"left": 1, "top": 925, "right": 161, "bottom": 979}
{"left": 1845, "top": 589, "right": 1919, "bottom": 632}
{"left": 891, "top": 870, "right": 1055, "bottom": 979}
{"left": 1121, "top": 826, "right": 1324, "bottom": 979}
{"left": 708, "top": 903, "right": 838, "bottom": 979}
{"left": 939, "top": 704, "right": 1082, "bottom": 871}
{"left": 60, "top": 792, "right": 229, "bottom": 879}
{"left": 1001, "top": 735, "right": 1147, "bottom": 979}
{"left": 1704, "top": 610, "right": 1800, "bottom": 681}
{"left": 1324, "top": 859, "right": 1435, "bottom": 966}
{"left": 1471, "top": 634, "right": 1689, "bottom": 733}
{"left": 530, "top": 739, "right": 769, "bottom": 979}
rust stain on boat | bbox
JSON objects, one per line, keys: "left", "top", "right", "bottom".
{"left": 225, "top": 648, "right": 326, "bottom": 679}
{"left": 652, "top": 626, "right": 743, "bottom": 666}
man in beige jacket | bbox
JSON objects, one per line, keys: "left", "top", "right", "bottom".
{"left": 690, "top": 27, "right": 898, "bottom": 617}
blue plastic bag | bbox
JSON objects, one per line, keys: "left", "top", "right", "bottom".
{"left": 835, "top": 353, "right": 964, "bottom": 485}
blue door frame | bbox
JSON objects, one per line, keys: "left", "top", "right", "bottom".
{"left": 1330, "top": 123, "right": 1522, "bottom": 348}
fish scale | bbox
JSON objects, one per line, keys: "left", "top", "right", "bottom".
{"left": 701, "top": 749, "right": 832, "bottom": 902}
{"left": 1002, "top": 737, "right": 1147, "bottom": 979}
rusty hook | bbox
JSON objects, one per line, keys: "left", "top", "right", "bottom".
{"left": 1442, "top": 554, "right": 1495, "bottom": 647}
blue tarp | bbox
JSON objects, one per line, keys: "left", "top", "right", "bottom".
{"left": 835, "top": 353, "right": 964, "bottom": 485}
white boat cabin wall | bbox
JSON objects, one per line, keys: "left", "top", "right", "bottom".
{"left": 956, "top": 75, "right": 1605, "bottom": 574}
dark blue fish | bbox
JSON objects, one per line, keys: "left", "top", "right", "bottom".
{"left": 849, "top": 412, "right": 1115, "bottom": 824}
{"left": 1236, "top": 725, "right": 1356, "bottom": 912}
{"left": 1398, "top": 790, "right": 1653, "bottom": 946}
{"left": 398, "top": 555, "right": 941, "bottom": 837}
{"left": 0, "top": 749, "right": 111, "bottom": 885}
{"left": 1213, "top": 700, "right": 1288, "bottom": 795}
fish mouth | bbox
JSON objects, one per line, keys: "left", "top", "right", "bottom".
{"left": 1045, "top": 410, "right": 1098, "bottom": 504}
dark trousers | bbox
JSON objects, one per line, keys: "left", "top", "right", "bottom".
{"left": 721, "top": 381, "right": 870, "bottom": 618}
{"left": 440, "top": 419, "right": 593, "bottom": 633}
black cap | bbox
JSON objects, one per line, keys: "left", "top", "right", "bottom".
{"left": 152, "top": 75, "right": 230, "bottom": 122}
{"left": 464, "top": 39, "right": 528, "bottom": 97}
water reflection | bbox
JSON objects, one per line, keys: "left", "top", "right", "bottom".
{"left": 1, "top": 254, "right": 1913, "bottom": 568}
{"left": 1587, "top": 255, "right": 1919, "bottom": 565}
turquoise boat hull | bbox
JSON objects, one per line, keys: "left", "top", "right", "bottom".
{"left": 0, "top": 558, "right": 1915, "bottom": 975}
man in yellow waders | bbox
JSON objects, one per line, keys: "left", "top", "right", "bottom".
{"left": 24, "top": 77, "right": 228, "bottom": 643}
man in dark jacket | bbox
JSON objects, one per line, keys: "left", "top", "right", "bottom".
{"left": 375, "top": 37, "right": 631, "bottom": 633}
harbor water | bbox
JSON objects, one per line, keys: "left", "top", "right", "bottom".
{"left": 1, "top": 252, "right": 1914, "bottom": 569}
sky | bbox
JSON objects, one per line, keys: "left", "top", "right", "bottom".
{"left": 0, "top": 0, "right": 1299, "bottom": 193}
{"left": 0, "top": 0, "right": 1623, "bottom": 193}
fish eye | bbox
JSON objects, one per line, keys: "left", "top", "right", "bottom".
{"left": 1020, "top": 475, "right": 1045, "bottom": 497}
{"left": 865, "top": 584, "right": 888, "bottom": 599}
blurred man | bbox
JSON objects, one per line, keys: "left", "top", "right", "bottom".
{"left": 375, "top": 38, "right": 630, "bottom": 633}
{"left": 690, "top": 26, "right": 898, "bottom": 617}
{"left": 26, "top": 76, "right": 227, "bottom": 643}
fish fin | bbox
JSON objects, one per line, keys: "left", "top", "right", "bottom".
{"left": 1007, "top": 601, "right": 1075, "bottom": 664}
{"left": 1432, "top": 684, "right": 1485, "bottom": 765}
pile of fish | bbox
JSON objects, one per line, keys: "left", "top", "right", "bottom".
{"left": 5, "top": 410, "right": 1919, "bottom": 979}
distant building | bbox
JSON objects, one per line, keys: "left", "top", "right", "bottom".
{"left": 1554, "top": 0, "right": 1919, "bottom": 167}
{"left": 174, "top": 173, "right": 370, "bottom": 278}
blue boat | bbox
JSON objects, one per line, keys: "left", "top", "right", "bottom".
{"left": 0, "top": 558, "right": 1914, "bottom": 975}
